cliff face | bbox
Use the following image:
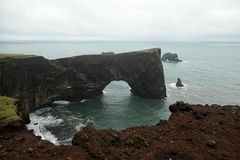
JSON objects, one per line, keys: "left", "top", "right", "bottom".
{"left": 0, "top": 48, "right": 166, "bottom": 111}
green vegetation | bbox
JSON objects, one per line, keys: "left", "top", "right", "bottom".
{"left": 0, "top": 53, "right": 34, "bottom": 60}
{"left": 0, "top": 96, "right": 22, "bottom": 126}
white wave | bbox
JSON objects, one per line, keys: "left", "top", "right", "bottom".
{"left": 183, "top": 60, "right": 189, "bottom": 63}
{"left": 75, "top": 123, "right": 86, "bottom": 131}
{"left": 75, "top": 117, "right": 94, "bottom": 131}
{"left": 58, "top": 138, "right": 73, "bottom": 145}
{"left": 27, "top": 113, "right": 63, "bottom": 145}
{"left": 102, "top": 90, "right": 108, "bottom": 94}
{"left": 34, "top": 107, "right": 52, "bottom": 115}
{"left": 53, "top": 100, "right": 70, "bottom": 105}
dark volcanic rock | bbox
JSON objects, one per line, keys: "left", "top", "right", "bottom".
{"left": 0, "top": 48, "right": 166, "bottom": 111}
{"left": 161, "top": 52, "right": 182, "bottom": 62}
{"left": 1, "top": 101, "right": 240, "bottom": 159}
{"left": 169, "top": 101, "right": 192, "bottom": 113}
{"left": 15, "top": 99, "right": 30, "bottom": 124}
{"left": 176, "top": 78, "right": 184, "bottom": 87}
{"left": 71, "top": 102, "right": 240, "bottom": 160}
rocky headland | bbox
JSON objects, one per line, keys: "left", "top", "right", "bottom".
{"left": 0, "top": 100, "right": 240, "bottom": 160}
{"left": 0, "top": 48, "right": 166, "bottom": 111}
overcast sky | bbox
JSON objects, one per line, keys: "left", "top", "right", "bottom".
{"left": 0, "top": 0, "right": 240, "bottom": 41}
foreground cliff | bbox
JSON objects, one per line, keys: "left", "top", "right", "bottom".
{"left": 0, "top": 101, "right": 240, "bottom": 160}
{"left": 0, "top": 48, "right": 166, "bottom": 111}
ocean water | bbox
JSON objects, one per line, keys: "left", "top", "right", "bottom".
{"left": 1, "top": 41, "right": 240, "bottom": 144}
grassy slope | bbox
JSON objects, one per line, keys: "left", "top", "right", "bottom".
{"left": 0, "top": 96, "right": 22, "bottom": 126}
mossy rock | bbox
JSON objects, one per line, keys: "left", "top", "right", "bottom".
{"left": 0, "top": 96, "right": 23, "bottom": 127}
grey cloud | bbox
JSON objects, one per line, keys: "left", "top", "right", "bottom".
{"left": 0, "top": 0, "right": 240, "bottom": 41}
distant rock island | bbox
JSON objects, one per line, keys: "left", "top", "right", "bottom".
{"left": 0, "top": 48, "right": 166, "bottom": 111}
{"left": 176, "top": 78, "right": 184, "bottom": 87}
{"left": 161, "top": 52, "right": 182, "bottom": 62}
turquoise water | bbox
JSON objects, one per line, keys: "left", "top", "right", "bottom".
{"left": 1, "top": 41, "right": 240, "bottom": 144}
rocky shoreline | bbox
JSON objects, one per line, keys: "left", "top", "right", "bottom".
{"left": 1, "top": 101, "right": 240, "bottom": 160}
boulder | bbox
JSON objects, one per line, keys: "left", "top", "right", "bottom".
{"left": 161, "top": 53, "right": 182, "bottom": 62}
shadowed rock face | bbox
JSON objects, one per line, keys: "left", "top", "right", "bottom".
{"left": 0, "top": 48, "right": 166, "bottom": 111}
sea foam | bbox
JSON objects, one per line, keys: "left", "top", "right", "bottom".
{"left": 27, "top": 113, "right": 63, "bottom": 145}
{"left": 53, "top": 100, "right": 70, "bottom": 105}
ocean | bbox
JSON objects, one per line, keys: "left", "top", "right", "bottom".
{"left": 1, "top": 41, "right": 240, "bottom": 144}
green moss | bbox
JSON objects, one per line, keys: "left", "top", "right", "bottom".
{"left": 0, "top": 96, "right": 22, "bottom": 126}
{"left": 0, "top": 96, "right": 16, "bottom": 106}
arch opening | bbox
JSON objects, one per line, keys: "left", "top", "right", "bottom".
{"left": 102, "top": 80, "right": 131, "bottom": 97}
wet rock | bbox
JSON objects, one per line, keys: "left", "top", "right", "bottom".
{"left": 157, "top": 119, "right": 168, "bottom": 126}
{"left": 169, "top": 101, "right": 192, "bottom": 113}
{"left": 176, "top": 78, "right": 184, "bottom": 87}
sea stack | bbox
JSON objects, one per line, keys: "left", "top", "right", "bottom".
{"left": 161, "top": 53, "right": 182, "bottom": 62}
{"left": 176, "top": 78, "right": 184, "bottom": 87}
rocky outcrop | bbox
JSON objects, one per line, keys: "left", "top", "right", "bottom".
{"left": 71, "top": 102, "right": 240, "bottom": 160}
{"left": 176, "top": 78, "right": 184, "bottom": 87}
{"left": 0, "top": 48, "right": 166, "bottom": 111}
{"left": 161, "top": 52, "right": 182, "bottom": 62}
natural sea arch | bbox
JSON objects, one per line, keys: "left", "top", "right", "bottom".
{"left": 0, "top": 48, "right": 166, "bottom": 111}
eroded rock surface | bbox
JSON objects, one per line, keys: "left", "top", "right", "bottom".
{"left": 0, "top": 48, "right": 166, "bottom": 111}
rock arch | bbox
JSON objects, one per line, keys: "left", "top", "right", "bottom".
{"left": 0, "top": 48, "right": 166, "bottom": 111}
